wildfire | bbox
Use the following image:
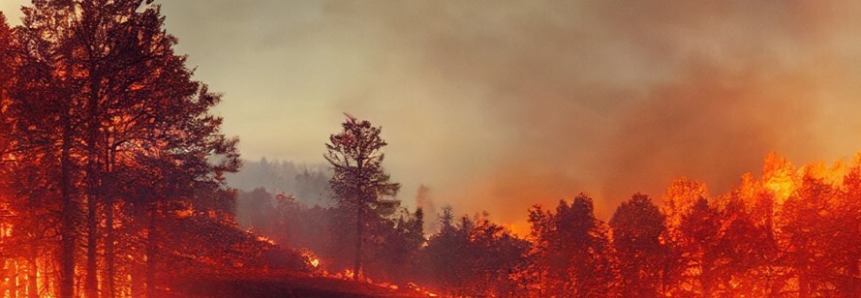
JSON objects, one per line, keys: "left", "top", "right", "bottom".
{"left": 764, "top": 175, "right": 794, "bottom": 202}
{"left": 256, "top": 235, "right": 276, "bottom": 245}
{"left": 762, "top": 152, "right": 851, "bottom": 203}
{"left": 299, "top": 249, "right": 323, "bottom": 270}
{"left": 502, "top": 222, "right": 530, "bottom": 237}
{"left": 175, "top": 208, "right": 194, "bottom": 218}
{"left": 305, "top": 259, "right": 441, "bottom": 297}
{"left": 406, "top": 282, "right": 439, "bottom": 297}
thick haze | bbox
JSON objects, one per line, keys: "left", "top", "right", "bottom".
{"left": 5, "top": 1, "right": 861, "bottom": 229}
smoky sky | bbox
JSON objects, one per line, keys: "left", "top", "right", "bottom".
{"left": 4, "top": 1, "right": 861, "bottom": 229}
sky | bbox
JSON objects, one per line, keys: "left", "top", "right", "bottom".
{"left": 4, "top": 1, "right": 861, "bottom": 230}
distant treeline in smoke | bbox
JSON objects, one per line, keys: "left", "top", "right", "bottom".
{"left": 228, "top": 158, "right": 444, "bottom": 237}
{"left": 226, "top": 158, "right": 333, "bottom": 206}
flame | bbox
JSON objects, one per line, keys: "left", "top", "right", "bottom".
{"left": 762, "top": 152, "right": 850, "bottom": 204}
{"left": 764, "top": 175, "right": 794, "bottom": 202}
{"left": 256, "top": 235, "right": 276, "bottom": 245}
{"left": 406, "top": 282, "right": 439, "bottom": 297}
{"left": 299, "top": 249, "right": 322, "bottom": 270}
{"left": 341, "top": 269, "right": 355, "bottom": 279}
{"left": 175, "top": 208, "right": 194, "bottom": 218}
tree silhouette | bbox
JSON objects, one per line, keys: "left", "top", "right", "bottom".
{"left": 678, "top": 197, "right": 720, "bottom": 298}
{"left": 528, "top": 194, "right": 615, "bottom": 298}
{"left": 6, "top": 1, "right": 239, "bottom": 297}
{"left": 0, "top": 12, "right": 10, "bottom": 101}
{"left": 12, "top": 3, "right": 84, "bottom": 295}
{"left": 780, "top": 168, "right": 850, "bottom": 298}
{"left": 418, "top": 206, "right": 464, "bottom": 293}
{"left": 324, "top": 114, "right": 400, "bottom": 280}
{"left": 610, "top": 193, "right": 669, "bottom": 298}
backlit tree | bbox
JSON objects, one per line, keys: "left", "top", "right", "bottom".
{"left": 324, "top": 114, "right": 400, "bottom": 280}
{"left": 610, "top": 193, "right": 670, "bottom": 298}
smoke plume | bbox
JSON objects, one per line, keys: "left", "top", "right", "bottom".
{"left": 6, "top": 0, "right": 860, "bottom": 227}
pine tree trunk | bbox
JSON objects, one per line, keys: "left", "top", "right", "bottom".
{"left": 354, "top": 204, "right": 363, "bottom": 281}
{"left": 130, "top": 260, "right": 143, "bottom": 298}
{"left": 104, "top": 198, "right": 115, "bottom": 298}
{"left": 27, "top": 243, "right": 37, "bottom": 298}
{"left": 851, "top": 257, "right": 860, "bottom": 296}
{"left": 85, "top": 193, "right": 98, "bottom": 298}
{"left": 85, "top": 74, "right": 101, "bottom": 298}
{"left": 103, "top": 139, "right": 116, "bottom": 298}
{"left": 799, "top": 273, "right": 810, "bottom": 298}
{"left": 701, "top": 262, "right": 712, "bottom": 298}
{"left": 60, "top": 119, "right": 76, "bottom": 298}
{"left": 146, "top": 206, "right": 157, "bottom": 298}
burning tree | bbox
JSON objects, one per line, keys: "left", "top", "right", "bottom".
{"left": 527, "top": 194, "right": 616, "bottom": 298}
{"left": 2, "top": 1, "right": 241, "bottom": 297}
{"left": 325, "top": 114, "right": 400, "bottom": 280}
{"left": 609, "top": 193, "right": 672, "bottom": 298}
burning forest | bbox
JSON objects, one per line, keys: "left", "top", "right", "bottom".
{"left": 1, "top": 0, "right": 861, "bottom": 298}
{"left": 230, "top": 147, "right": 861, "bottom": 298}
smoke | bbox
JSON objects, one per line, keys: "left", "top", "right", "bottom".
{"left": 414, "top": 185, "right": 439, "bottom": 233}
{"left": 4, "top": 0, "right": 855, "bottom": 226}
{"left": 328, "top": 0, "right": 861, "bottom": 222}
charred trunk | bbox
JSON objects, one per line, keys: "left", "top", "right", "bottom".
{"left": 852, "top": 257, "right": 861, "bottom": 296}
{"left": 701, "top": 260, "right": 713, "bottom": 298}
{"left": 799, "top": 273, "right": 810, "bottom": 298}
{"left": 85, "top": 73, "right": 102, "bottom": 298}
{"left": 60, "top": 116, "right": 76, "bottom": 298}
{"left": 85, "top": 192, "right": 98, "bottom": 298}
{"left": 104, "top": 198, "right": 115, "bottom": 298}
{"left": 27, "top": 242, "right": 37, "bottom": 298}
{"left": 354, "top": 204, "right": 363, "bottom": 281}
{"left": 131, "top": 260, "right": 143, "bottom": 298}
{"left": 103, "top": 138, "right": 117, "bottom": 298}
{"left": 146, "top": 205, "right": 157, "bottom": 298}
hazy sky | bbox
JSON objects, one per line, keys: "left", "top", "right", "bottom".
{"left": 5, "top": 1, "right": 861, "bottom": 230}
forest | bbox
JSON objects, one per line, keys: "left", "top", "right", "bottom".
{"left": 239, "top": 146, "right": 861, "bottom": 298}
{"left": 0, "top": 1, "right": 860, "bottom": 298}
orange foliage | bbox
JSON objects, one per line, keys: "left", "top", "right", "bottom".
{"left": 663, "top": 177, "right": 709, "bottom": 231}
{"left": 762, "top": 151, "right": 798, "bottom": 203}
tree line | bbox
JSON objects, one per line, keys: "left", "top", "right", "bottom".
{"left": 243, "top": 115, "right": 860, "bottom": 298}
{"left": 225, "top": 157, "right": 332, "bottom": 206}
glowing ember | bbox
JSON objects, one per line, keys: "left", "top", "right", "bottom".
{"left": 256, "top": 236, "right": 276, "bottom": 245}
{"left": 343, "top": 269, "right": 355, "bottom": 279}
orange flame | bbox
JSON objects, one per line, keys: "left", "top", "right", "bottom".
{"left": 256, "top": 235, "right": 276, "bottom": 245}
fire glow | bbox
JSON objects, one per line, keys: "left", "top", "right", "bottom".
{"left": 261, "top": 151, "right": 861, "bottom": 298}
{"left": 1, "top": 0, "right": 861, "bottom": 297}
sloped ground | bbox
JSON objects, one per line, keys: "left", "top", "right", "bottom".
{"left": 164, "top": 271, "right": 431, "bottom": 298}
{"left": 155, "top": 216, "right": 432, "bottom": 298}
